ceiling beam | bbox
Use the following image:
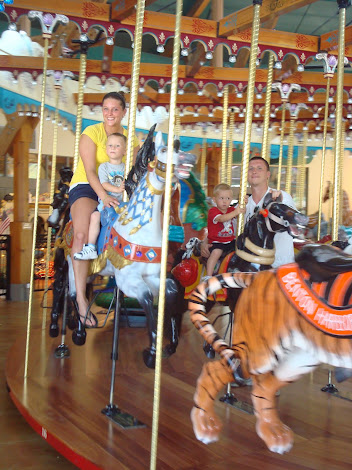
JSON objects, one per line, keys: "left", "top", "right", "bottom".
{"left": 111, "top": 0, "right": 159, "bottom": 21}
{"left": 219, "top": 0, "right": 320, "bottom": 37}
{"left": 320, "top": 25, "right": 352, "bottom": 51}
{"left": 186, "top": 0, "right": 211, "bottom": 18}
{"left": 1, "top": 55, "right": 351, "bottom": 88}
{"left": 12, "top": 0, "right": 110, "bottom": 21}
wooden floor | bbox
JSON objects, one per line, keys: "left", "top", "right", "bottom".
{"left": 3, "top": 285, "right": 352, "bottom": 469}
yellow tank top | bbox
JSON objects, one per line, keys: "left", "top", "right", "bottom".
{"left": 70, "top": 123, "right": 139, "bottom": 186}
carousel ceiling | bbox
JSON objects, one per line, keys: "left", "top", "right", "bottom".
{"left": 1, "top": 0, "right": 352, "bottom": 137}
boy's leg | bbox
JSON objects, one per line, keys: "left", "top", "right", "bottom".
{"left": 206, "top": 248, "right": 223, "bottom": 276}
{"left": 88, "top": 210, "right": 101, "bottom": 246}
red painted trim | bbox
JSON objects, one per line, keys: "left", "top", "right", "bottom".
{"left": 8, "top": 389, "right": 101, "bottom": 470}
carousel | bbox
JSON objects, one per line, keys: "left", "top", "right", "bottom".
{"left": 3, "top": 0, "right": 352, "bottom": 468}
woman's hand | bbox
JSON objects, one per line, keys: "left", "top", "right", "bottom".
{"left": 102, "top": 195, "right": 119, "bottom": 208}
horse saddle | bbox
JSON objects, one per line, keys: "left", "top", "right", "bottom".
{"left": 277, "top": 261, "right": 352, "bottom": 337}
{"left": 295, "top": 243, "right": 352, "bottom": 282}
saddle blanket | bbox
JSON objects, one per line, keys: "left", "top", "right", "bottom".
{"left": 277, "top": 263, "right": 352, "bottom": 337}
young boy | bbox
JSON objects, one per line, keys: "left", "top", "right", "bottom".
{"left": 74, "top": 133, "right": 126, "bottom": 260}
{"left": 206, "top": 183, "right": 245, "bottom": 277}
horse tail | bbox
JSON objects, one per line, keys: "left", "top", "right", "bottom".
{"left": 188, "top": 272, "right": 255, "bottom": 373}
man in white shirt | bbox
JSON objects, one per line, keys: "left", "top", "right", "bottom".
{"left": 245, "top": 156, "right": 296, "bottom": 268}
{"left": 202, "top": 156, "right": 296, "bottom": 268}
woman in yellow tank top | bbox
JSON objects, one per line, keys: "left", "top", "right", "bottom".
{"left": 68, "top": 91, "right": 140, "bottom": 326}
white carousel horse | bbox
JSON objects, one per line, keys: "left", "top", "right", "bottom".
{"left": 66, "top": 130, "right": 196, "bottom": 367}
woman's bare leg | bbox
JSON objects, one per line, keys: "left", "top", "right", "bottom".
{"left": 70, "top": 197, "right": 97, "bottom": 325}
{"left": 88, "top": 210, "right": 101, "bottom": 245}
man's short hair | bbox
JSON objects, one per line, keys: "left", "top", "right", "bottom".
{"left": 213, "top": 183, "right": 233, "bottom": 196}
{"left": 249, "top": 156, "right": 270, "bottom": 171}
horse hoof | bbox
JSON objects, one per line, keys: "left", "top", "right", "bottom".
{"left": 72, "top": 329, "right": 86, "bottom": 346}
{"left": 49, "top": 324, "right": 59, "bottom": 338}
{"left": 67, "top": 314, "right": 76, "bottom": 330}
{"left": 162, "top": 344, "right": 177, "bottom": 358}
{"left": 203, "top": 342, "right": 215, "bottom": 359}
{"left": 143, "top": 349, "right": 156, "bottom": 368}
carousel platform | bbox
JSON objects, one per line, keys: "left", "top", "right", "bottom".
{"left": 5, "top": 295, "right": 352, "bottom": 469}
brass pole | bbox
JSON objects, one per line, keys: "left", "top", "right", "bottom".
{"left": 317, "top": 76, "right": 331, "bottom": 239}
{"left": 24, "top": 37, "right": 49, "bottom": 377}
{"left": 150, "top": 1, "right": 182, "bottom": 468}
{"left": 237, "top": 0, "right": 262, "bottom": 234}
{"left": 262, "top": 53, "right": 274, "bottom": 162}
{"left": 126, "top": 0, "right": 145, "bottom": 175}
{"left": 340, "top": 124, "right": 345, "bottom": 226}
{"left": 298, "top": 128, "right": 308, "bottom": 211}
{"left": 175, "top": 108, "right": 181, "bottom": 138}
{"left": 277, "top": 104, "right": 286, "bottom": 189}
{"left": 227, "top": 111, "right": 235, "bottom": 186}
{"left": 285, "top": 117, "right": 295, "bottom": 193}
{"left": 73, "top": 54, "right": 86, "bottom": 172}
{"left": 332, "top": 2, "right": 346, "bottom": 241}
{"left": 221, "top": 86, "right": 229, "bottom": 181}
{"left": 42, "top": 84, "right": 60, "bottom": 317}
{"left": 200, "top": 137, "right": 207, "bottom": 190}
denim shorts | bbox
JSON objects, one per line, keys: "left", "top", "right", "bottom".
{"left": 68, "top": 184, "right": 98, "bottom": 207}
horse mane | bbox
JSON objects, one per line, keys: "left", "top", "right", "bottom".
{"left": 125, "top": 124, "right": 156, "bottom": 199}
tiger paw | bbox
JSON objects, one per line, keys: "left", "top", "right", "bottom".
{"left": 256, "top": 418, "right": 294, "bottom": 454}
{"left": 190, "top": 406, "right": 222, "bottom": 444}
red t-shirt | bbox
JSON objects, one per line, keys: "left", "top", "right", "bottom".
{"left": 207, "top": 206, "right": 236, "bottom": 243}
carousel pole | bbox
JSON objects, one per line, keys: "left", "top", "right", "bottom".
{"left": 331, "top": 0, "right": 347, "bottom": 242}
{"left": 42, "top": 79, "right": 60, "bottom": 320}
{"left": 150, "top": 1, "right": 183, "bottom": 468}
{"left": 101, "top": 0, "right": 147, "bottom": 429}
{"left": 297, "top": 127, "right": 308, "bottom": 211}
{"left": 277, "top": 104, "right": 286, "bottom": 189}
{"left": 227, "top": 110, "right": 235, "bottom": 186}
{"left": 316, "top": 53, "right": 338, "bottom": 239}
{"left": 200, "top": 135, "right": 207, "bottom": 190}
{"left": 221, "top": 86, "right": 229, "bottom": 181}
{"left": 340, "top": 124, "right": 345, "bottom": 226}
{"left": 285, "top": 114, "right": 295, "bottom": 194}
{"left": 237, "top": 0, "right": 263, "bottom": 235}
{"left": 24, "top": 12, "right": 68, "bottom": 377}
{"left": 272, "top": 83, "right": 301, "bottom": 190}
{"left": 261, "top": 53, "right": 274, "bottom": 162}
{"left": 73, "top": 44, "right": 87, "bottom": 172}
{"left": 125, "top": 0, "right": 146, "bottom": 175}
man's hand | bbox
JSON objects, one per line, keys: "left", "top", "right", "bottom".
{"left": 269, "top": 189, "right": 282, "bottom": 200}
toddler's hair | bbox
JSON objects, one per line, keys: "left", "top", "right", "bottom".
{"left": 107, "top": 132, "right": 127, "bottom": 144}
{"left": 213, "top": 183, "right": 232, "bottom": 196}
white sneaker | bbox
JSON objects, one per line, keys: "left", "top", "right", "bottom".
{"left": 74, "top": 244, "right": 98, "bottom": 260}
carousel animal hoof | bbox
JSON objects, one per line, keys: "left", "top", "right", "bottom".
{"left": 67, "top": 313, "right": 76, "bottom": 330}
{"left": 143, "top": 348, "right": 156, "bottom": 369}
{"left": 162, "top": 343, "right": 177, "bottom": 358}
{"left": 72, "top": 328, "right": 87, "bottom": 346}
{"left": 203, "top": 342, "right": 215, "bottom": 359}
{"left": 49, "top": 323, "right": 59, "bottom": 338}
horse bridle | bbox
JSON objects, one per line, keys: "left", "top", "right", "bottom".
{"left": 262, "top": 201, "right": 290, "bottom": 233}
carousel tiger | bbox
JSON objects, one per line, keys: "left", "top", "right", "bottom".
{"left": 189, "top": 243, "right": 352, "bottom": 454}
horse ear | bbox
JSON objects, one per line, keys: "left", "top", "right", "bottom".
{"left": 263, "top": 192, "right": 273, "bottom": 208}
{"left": 155, "top": 131, "right": 164, "bottom": 151}
{"left": 174, "top": 139, "right": 180, "bottom": 153}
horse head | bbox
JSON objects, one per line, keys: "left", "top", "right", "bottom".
{"left": 153, "top": 132, "right": 196, "bottom": 182}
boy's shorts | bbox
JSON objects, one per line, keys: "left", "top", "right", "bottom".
{"left": 209, "top": 239, "right": 236, "bottom": 254}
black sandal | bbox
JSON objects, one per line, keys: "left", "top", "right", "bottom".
{"left": 79, "top": 311, "right": 98, "bottom": 329}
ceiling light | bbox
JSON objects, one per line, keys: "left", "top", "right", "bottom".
{"left": 236, "top": 92, "right": 243, "bottom": 98}
{"left": 256, "top": 93, "right": 262, "bottom": 99}
{"left": 297, "top": 64, "right": 304, "bottom": 72}
{"left": 178, "top": 88, "right": 184, "bottom": 95}
{"left": 157, "top": 44, "right": 165, "bottom": 53}
{"left": 217, "top": 91, "right": 223, "bottom": 97}
{"left": 229, "top": 55, "right": 236, "bottom": 63}
{"left": 205, "top": 51, "right": 213, "bottom": 60}
{"left": 274, "top": 61, "right": 282, "bottom": 69}
{"left": 181, "top": 48, "right": 188, "bottom": 57}
{"left": 308, "top": 96, "right": 314, "bottom": 102}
